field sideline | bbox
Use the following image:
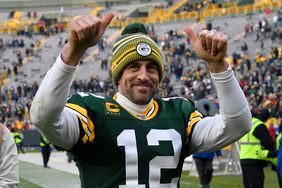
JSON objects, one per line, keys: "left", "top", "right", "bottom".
{"left": 19, "top": 160, "right": 279, "bottom": 188}
{"left": 181, "top": 168, "right": 279, "bottom": 188}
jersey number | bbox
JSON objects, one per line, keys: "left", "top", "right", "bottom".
{"left": 117, "top": 129, "right": 182, "bottom": 188}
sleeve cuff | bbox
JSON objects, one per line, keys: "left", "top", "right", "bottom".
{"left": 54, "top": 54, "right": 79, "bottom": 74}
{"left": 210, "top": 64, "right": 233, "bottom": 82}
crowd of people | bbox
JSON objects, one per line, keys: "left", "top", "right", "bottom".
{"left": 0, "top": 35, "right": 45, "bottom": 90}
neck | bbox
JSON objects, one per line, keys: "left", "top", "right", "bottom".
{"left": 115, "top": 92, "right": 152, "bottom": 116}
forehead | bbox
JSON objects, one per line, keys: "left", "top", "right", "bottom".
{"left": 127, "top": 60, "right": 157, "bottom": 66}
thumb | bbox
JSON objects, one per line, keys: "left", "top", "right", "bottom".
{"left": 99, "top": 12, "right": 115, "bottom": 35}
{"left": 184, "top": 27, "right": 198, "bottom": 44}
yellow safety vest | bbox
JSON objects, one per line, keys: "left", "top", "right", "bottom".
{"left": 277, "top": 133, "right": 282, "bottom": 150}
{"left": 240, "top": 117, "right": 269, "bottom": 160}
{"left": 12, "top": 132, "right": 23, "bottom": 144}
{"left": 40, "top": 136, "right": 50, "bottom": 147}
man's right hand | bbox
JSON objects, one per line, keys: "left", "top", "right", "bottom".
{"left": 62, "top": 13, "right": 114, "bottom": 66}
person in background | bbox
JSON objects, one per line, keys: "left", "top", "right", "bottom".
{"left": 40, "top": 134, "right": 52, "bottom": 168}
{"left": 11, "top": 128, "right": 25, "bottom": 154}
{"left": 193, "top": 150, "right": 222, "bottom": 188}
{"left": 0, "top": 123, "right": 19, "bottom": 188}
{"left": 240, "top": 109, "right": 277, "bottom": 188}
{"left": 30, "top": 12, "right": 251, "bottom": 187}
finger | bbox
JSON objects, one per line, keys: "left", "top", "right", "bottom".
{"left": 70, "top": 19, "right": 86, "bottom": 41}
{"left": 206, "top": 29, "right": 216, "bottom": 53}
{"left": 199, "top": 30, "right": 208, "bottom": 51}
{"left": 75, "top": 15, "right": 93, "bottom": 39}
{"left": 99, "top": 12, "right": 114, "bottom": 36}
{"left": 89, "top": 16, "right": 101, "bottom": 37}
{"left": 184, "top": 27, "right": 198, "bottom": 43}
{"left": 211, "top": 32, "right": 220, "bottom": 56}
{"left": 86, "top": 15, "right": 101, "bottom": 38}
{"left": 217, "top": 33, "right": 228, "bottom": 53}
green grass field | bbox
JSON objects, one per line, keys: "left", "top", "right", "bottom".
{"left": 20, "top": 167, "right": 279, "bottom": 188}
{"left": 180, "top": 167, "right": 279, "bottom": 188}
{"left": 19, "top": 177, "right": 42, "bottom": 188}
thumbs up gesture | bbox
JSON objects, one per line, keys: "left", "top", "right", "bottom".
{"left": 184, "top": 27, "right": 229, "bottom": 73}
{"left": 62, "top": 13, "right": 114, "bottom": 66}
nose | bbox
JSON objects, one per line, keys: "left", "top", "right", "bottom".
{"left": 137, "top": 65, "right": 149, "bottom": 81}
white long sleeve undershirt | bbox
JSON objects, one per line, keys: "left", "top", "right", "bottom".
{"left": 190, "top": 66, "right": 251, "bottom": 153}
{"left": 115, "top": 92, "right": 152, "bottom": 116}
{"left": 30, "top": 55, "right": 251, "bottom": 152}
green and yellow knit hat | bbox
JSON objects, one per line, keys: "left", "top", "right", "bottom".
{"left": 111, "top": 22, "right": 163, "bottom": 86}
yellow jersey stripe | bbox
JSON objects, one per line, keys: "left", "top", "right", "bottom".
{"left": 87, "top": 116, "right": 95, "bottom": 142}
{"left": 189, "top": 111, "right": 203, "bottom": 120}
{"left": 82, "top": 134, "right": 88, "bottom": 144}
{"left": 66, "top": 103, "right": 87, "bottom": 118}
{"left": 143, "top": 101, "right": 154, "bottom": 116}
{"left": 113, "top": 94, "right": 117, "bottom": 100}
{"left": 186, "top": 116, "right": 202, "bottom": 137}
{"left": 189, "top": 116, "right": 202, "bottom": 127}
{"left": 66, "top": 107, "right": 87, "bottom": 124}
{"left": 66, "top": 103, "right": 95, "bottom": 143}
{"left": 78, "top": 116, "right": 89, "bottom": 144}
{"left": 145, "top": 100, "right": 159, "bottom": 120}
{"left": 112, "top": 96, "right": 159, "bottom": 121}
{"left": 121, "top": 100, "right": 159, "bottom": 121}
{"left": 146, "top": 103, "right": 155, "bottom": 117}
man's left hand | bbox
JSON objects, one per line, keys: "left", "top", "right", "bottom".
{"left": 184, "top": 27, "right": 229, "bottom": 73}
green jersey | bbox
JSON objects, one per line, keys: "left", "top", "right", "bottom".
{"left": 66, "top": 92, "right": 202, "bottom": 188}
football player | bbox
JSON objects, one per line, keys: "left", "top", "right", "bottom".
{"left": 30, "top": 13, "right": 251, "bottom": 187}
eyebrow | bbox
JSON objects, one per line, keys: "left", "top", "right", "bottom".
{"left": 147, "top": 61, "right": 158, "bottom": 67}
{"left": 128, "top": 62, "right": 139, "bottom": 67}
{"left": 129, "top": 61, "right": 157, "bottom": 68}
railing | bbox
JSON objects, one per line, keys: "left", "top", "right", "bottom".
{"left": 167, "top": 0, "right": 188, "bottom": 14}
{"left": 109, "top": 0, "right": 282, "bottom": 27}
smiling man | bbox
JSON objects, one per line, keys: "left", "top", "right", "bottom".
{"left": 30, "top": 13, "right": 251, "bottom": 188}
{"left": 117, "top": 60, "right": 159, "bottom": 105}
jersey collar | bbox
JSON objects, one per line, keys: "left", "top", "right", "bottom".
{"left": 113, "top": 92, "right": 159, "bottom": 121}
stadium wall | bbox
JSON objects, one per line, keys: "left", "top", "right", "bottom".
{"left": 0, "top": 0, "right": 157, "bottom": 10}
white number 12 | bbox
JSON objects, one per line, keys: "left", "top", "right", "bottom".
{"left": 117, "top": 129, "right": 182, "bottom": 188}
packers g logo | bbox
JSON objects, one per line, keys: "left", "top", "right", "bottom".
{"left": 136, "top": 43, "right": 151, "bottom": 57}
{"left": 105, "top": 102, "right": 120, "bottom": 116}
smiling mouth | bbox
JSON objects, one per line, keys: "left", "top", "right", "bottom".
{"left": 134, "top": 85, "right": 152, "bottom": 92}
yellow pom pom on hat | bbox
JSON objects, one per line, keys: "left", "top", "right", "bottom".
{"left": 111, "top": 22, "right": 163, "bottom": 86}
